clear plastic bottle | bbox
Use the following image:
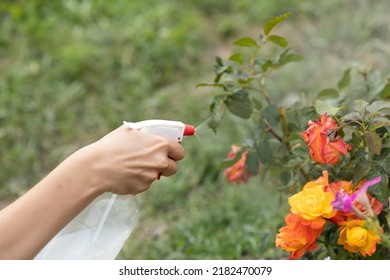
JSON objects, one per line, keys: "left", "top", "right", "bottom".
{"left": 35, "top": 193, "right": 138, "bottom": 260}
{"left": 35, "top": 120, "right": 195, "bottom": 260}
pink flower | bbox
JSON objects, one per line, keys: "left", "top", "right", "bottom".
{"left": 331, "top": 177, "right": 381, "bottom": 214}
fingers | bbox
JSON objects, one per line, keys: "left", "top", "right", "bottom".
{"left": 157, "top": 140, "right": 184, "bottom": 179}
{"left": 127, "top": 128, "right": 186, "bottom": 180}
{"left": 128, "top": 126, "right": 185, "bottom": 161}
{"left": 166, "top": 141, "right": 185, "bottom": 161}
{"left": 159, "top": 158, "right": 179, "bottom": 177}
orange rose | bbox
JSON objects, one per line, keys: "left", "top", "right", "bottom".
{"left": 302, "top": 114, "right": 352, "bottom": 165}
{"left": 338, "top": 219, "right": 382, "bottom": 257}
{"left": 224, "top": 145, "right": 252, "bottom": 184}
{"left": 275, "top": 213, "right": 326, "bottom": 259}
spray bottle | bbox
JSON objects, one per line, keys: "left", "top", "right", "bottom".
{"left": 34, "top": 120, "right": 195, "bottom": 260}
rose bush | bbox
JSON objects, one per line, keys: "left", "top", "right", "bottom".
{"left": 199, "top": 13, "right": 390, "bottom": 259}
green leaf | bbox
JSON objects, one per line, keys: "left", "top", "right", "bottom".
{"left": 366, "top": 100, "right": 390, "bottom": 115}
{"left": 238, "top": 77, "right": 254, "bottom": 86}
{"left": 262, "top": 104, "right": 280, "bottom": 127}
{"left": 208, "top": 96, "right": 226, "bottom": 133}
{"left": 252, "top": 97, "right": 263, "bottom": 111}
{"left": 341, "top": 112, "right": 362, "bottom": 122}
{"left": 351, "top": 131, "right": 362, "bottom": 147}
{"left": 215, "top": 56, "right": 223, "bottom": 66}
{"left": 215, "top": 65, "right": 230, "bottom": 74}
{"left": 274, "top": 49, "right": 303, "bottom": 68}
{"left": 267, "top": 35, "right": 288, "bottom": 48}
{"left": 224, "top": 89, "right": 253, "bottom": 119}
{"left": 263, "top": 13, "right": 291, "bottom": 35}
{"left": 370, "top": 117, "right": 390, "bottom": 131}
{"left": 367, "top": 174, "right": 389, "bottom": 205}
{"left": 245, "top": 151, "right": 260, "bottom": 176}
{"left": 236, "top": 70, "right": 250, "bottom": 84}
{"left": 261, "top": 60, "right": 274, "bottom": 72}
{"left": 337, "top": 68, "right": 352, "bottom": 90}
{"left": 323, "top": 223, "right": 340, "bottom": 245}
{"left": 353, "top": 159, "right": 371, "bottom": 185}
{"left": 314, "top": 100, "right": 343, "bottom": 115}
{"left": 285, "top": 158, "right": 305, "bottom": 169}
{"left": 196, "top": 83, "right": 227, "bottom": 90}
{"left": 256, "top": 140, "right": 272, "bottom": 165}
{"left": 214, "top": 73, "right": 223, "bottom": 83}
{"left": 279, "top": 52, "right": 304, "bottom": 65}
{"left": 317, "top": 88, "right": 340, "bottom": 99}
{"left": 233, "top": 37, "right": 258, "bottom": 47}
{"left": 375, "top": 147, "right": 390, "bottom": 163}
{"left": 229, "top": 53, "right": 244, "bottom": 64}
{"left": 214, "top": 64, "right": 231, "bottom": 83}
{"left": 280, "top": 170, "right": 292, "bottom": 185}
{"left": 364, "top": 131, "right": 382, "bottom": 155}
{"left": 379, "top": 78, "right": 390, "bottom": 98}
{"left": 365, "top": 70, "right": 387, "bottom": 100}
{"left": 353, "top": 99, "right": 369, "bottom": 113}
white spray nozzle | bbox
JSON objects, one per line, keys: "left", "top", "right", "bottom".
{"left": 123, "top": 119, "right": 195, "bottom": 142}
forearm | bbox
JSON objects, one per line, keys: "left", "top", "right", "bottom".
{"left": 0, "top": 146, "right": 104, "bottom": 259}
{"left": 0, "top": 125, "right": 185, "bottom": 259}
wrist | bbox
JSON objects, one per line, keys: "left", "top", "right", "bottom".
{"left": 64, "top": 145, "right": 108, "bottom": 199}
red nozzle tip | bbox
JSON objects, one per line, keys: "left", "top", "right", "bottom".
{"left": 184, "top": 124, "right": 195, "bottom": 136}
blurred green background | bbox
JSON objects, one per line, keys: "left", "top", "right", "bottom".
{"left": 0, "top": 0, "right": 389, "bottom": 259}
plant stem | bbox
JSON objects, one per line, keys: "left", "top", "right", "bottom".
{"left": 256, "top": 78, "right": 271, "bottom": 105}
{"left": 365, "top": 215, "right": 390, "bottom": 249}
{"left": 263, "top": 118, "right": 311, "bottom": 181}
{"left": 263, "top": 118, "right": 283, "bottom": 142}
{"left": 338, "top": 120, "right": 365, "bottom": 131}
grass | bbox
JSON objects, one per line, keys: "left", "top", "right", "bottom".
{"left": 1, "top": 0, "right": 389, "bottom": 259}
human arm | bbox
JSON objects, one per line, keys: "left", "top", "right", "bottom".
{"left": 0, "top": 125, "right": 185, "bottom": 259}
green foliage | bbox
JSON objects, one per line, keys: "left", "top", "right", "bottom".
{"left": 263, "top": 13, "right": 291, "bottom": 35}
{"left": 200, "top": 13, "right": 390, "bottom": 259}
{"left": 202, "top": 12, "right": 390, "bottom": 198}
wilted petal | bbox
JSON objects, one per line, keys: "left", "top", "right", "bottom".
{"left": 224, "top": 148, "right": 252, "bottom": 185}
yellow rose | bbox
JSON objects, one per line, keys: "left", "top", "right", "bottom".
{"left": 289, "top": 180, "right": 336, "bottom": 220}
{"left": 338, "top": 220, "right": 381, "bottom": 257}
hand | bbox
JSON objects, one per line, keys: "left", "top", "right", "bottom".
{"left": 81, "top": 125, "right": 186, "bottom": 195}
{"left": 0, "top": 125, "right": 186, "bottom": 259}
